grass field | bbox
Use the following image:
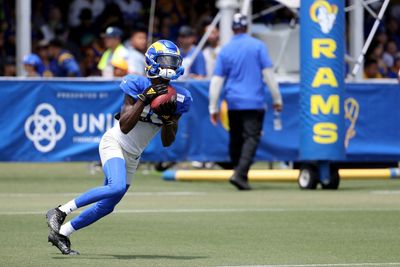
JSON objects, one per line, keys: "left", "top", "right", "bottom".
{"left": 1, "top": 163, "right": 400, "bottom": 267}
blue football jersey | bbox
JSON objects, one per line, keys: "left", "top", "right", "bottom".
{"left": 120, "top": 75, "right": 192, "bottom": 125}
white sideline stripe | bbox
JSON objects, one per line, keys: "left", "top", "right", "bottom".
{"left": 3, "top": 207, "right": 400, "bottom": 215}
{"left": 370, "top": 190, "right": 400, "bottom": 195}
{"left": 0, "top": 192, "right": 206, "bottom": 197}
{"left": 217, "top": 263, "right": 400, "bottom": 267}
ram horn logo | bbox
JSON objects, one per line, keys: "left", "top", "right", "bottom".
{"left": 344, "top": 98, "right": 359, "bottom": 148}
{"left": 310, "top": 0, "right": 338, "bottom": 34}
{"left": 25, "top": 103, "right": 66, "bottom": 153}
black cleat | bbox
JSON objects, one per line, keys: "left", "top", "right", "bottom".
{"left": 48, "top": 230, "right": 80, "bottom": 255}
{"left": 46, "top": 206, "right": 66, "bottom": 233}
{"left": 229, "top": 174, "right": 252, "bottom": 191}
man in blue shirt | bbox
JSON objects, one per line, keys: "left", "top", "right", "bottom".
{"left": 48, "top": 39, "right": 81, "bottom": 77}
{"left": 46, "top": 40, "right": 191, "bottom": 255}
{"left": 177, "top": 26, "right": 206, "bottom": 79}
{"left": 209, "top": 13, "right": 283, "bottom": 190}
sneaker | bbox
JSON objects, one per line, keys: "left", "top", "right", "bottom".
{"left": 46, "top": 207, "right": 66, "bottom": 233}
{"left": 48, "top": 230, "right": 80, "bottom": 255}
{"left": 229, "top": 174, "right": 252, "bottom": 191}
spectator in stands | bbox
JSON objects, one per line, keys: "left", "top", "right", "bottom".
{"left": 364, "top": 59, "right": 383, "bottom": 79}
{"left": 69, "top": 0, "right": 105, "bottom": 27}
{"left": 69, "top": 8, "right": 97, "bottom": 48}
{"left": 177, "top": 25, "right": 206, "bottom": 79}
{"left": 81, "top": 43, "right": 102, "bottom": 77}
{"left": 386, "top": 18, "right": 400, "bottom": 49}
{"left": 4, "top": 56, "right": 16, "bottom": 76}
{"left": 36, "top": 40, "right": 54, "bottom": 77}
{"left": 39, "top": 6, "right": 64, "bottom": 42}
{"left": 114, "top": 0, "right": 143, "bottom": 26}
{"left": 48, "top": 39, "right": 81, "bottom": 77}
{"left": 376, "top": 31, "right": 388, "bottom": 46}
{"left": 96, "top": 3, "right": 124, "bottom": 31}
{"left": 383, "top": 40, "right": 399, "bottom": 68}
{"left": 203, "top": 24, "right": 221, "bottom": 78}
{"left": 127, "top": 28, "right": 147, "bottom": 75}
{"left": 111, "top": 56, "right": 129, "bottom": 77}
{"left": 366, "top": 41, "right": 387, "bottom": 76}
{"left": 22, "top": 54, "right": 44, "bottom": 77}
{"left": 97, "top": 26, "right": 128, "bottom": 78}
{"left": 54, "top": 24, "right": 82, "bottom": 62}
{"left": 387, "top": 56, "right": 400, "bottom": 79}
{"left": 209, "top": 13, "right": 283, "bottom": 190}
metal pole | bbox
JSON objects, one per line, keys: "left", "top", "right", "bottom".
{"left": 345, "top": 0, "right": 381, "bottom": 12}
{"left": 147, "top": 0, "right": 156, "bottom": 46}
{"left": 16, "top": 0, "right": 31, "bottom": 76}
{"left": 349, "top": 0, "right": 364, "bottom": 81}
{"left": 351, "top": 0, "right": 390, "bottom": 78}
{"left": 217, "top": 0, "right": 239, "bottom": 45}
{"left": 252, "top": 4, "right": 285, "bottom": 20}
{"left": 240, "top": 0, "right": 251, "bottom": 14}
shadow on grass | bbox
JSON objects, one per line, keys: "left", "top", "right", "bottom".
{"left": 52, "top": 253, "right": 208, "bottom": 260}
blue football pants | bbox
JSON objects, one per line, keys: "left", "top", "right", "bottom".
{"left": 70, "top": 157, "right": 129, "bottom": 230}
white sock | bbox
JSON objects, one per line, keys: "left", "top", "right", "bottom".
{"left": 59, "top": 200, "right": 77, "bottom": 215}
{"left": 59, "top": 221, "right": 76, "bottom": 237}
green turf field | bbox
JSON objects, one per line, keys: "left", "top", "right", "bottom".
{"left": 1, "top": 163, "right": 400, "bottom": 267}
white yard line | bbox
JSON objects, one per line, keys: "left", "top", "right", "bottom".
{"left": 2, "top": 207, "right": 400, "bottom": 215}
{"left": 217, "top": 263, "right": 400, "bottom": 267}
{"left": 0, "top": 191, "right": 206, "bottom": 197}
{"left": 370, "top": 190, "right": 400, "bottom": 195}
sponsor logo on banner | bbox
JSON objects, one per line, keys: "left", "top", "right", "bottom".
{"left": 310, "top": 0, "right": 338, "bottom": 34}
{"left": 25, "top": 103, "right": 66, "bottom": 153}
{"left": 25, "top": 102, "right": 116, "bottom": 153}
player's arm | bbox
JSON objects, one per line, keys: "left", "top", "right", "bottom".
{"left": 262, "top": 68, "right": 282, "bottom": 111}
{"left": 160, "top": 115, "right": 180, "bottom": 147}
{"left": 120, "top": 83, "right": 168, "bottom": 134}
{"left": 208, "top": 75, "right": 225, "bottom": 125}
{"left": 119, "top": 94, "right": 146, "bottom": 134}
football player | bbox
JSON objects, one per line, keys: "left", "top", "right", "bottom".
{"left": 46, "top": 40, "right": 192, "bottom": 255}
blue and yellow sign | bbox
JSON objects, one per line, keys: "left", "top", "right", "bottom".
{"left": 300, "top": 0, "right": 345, "bottom": 160}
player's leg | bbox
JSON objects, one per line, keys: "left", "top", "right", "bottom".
{"left": 46, "top": 132, "right": 126, "bottom": 233}
{"left": 60, "top": 157, "right": 128, "bottom": 234}
{"left": 234, "top": 109, "right": 264, "bottom": 181}
{"left": 228, "top": 110, "right": 244, "bottom": 167}
{"left": 46, "top": 131, "right": 129, "bottom": 254}
{"left": 65, "top": 184, "right": 130, "bottom": 235}
{"left": 57, "top": 151, "right": 138, "bottom": 237}
{"left": 48, "top": 157, "right": 129, "bottom": 255}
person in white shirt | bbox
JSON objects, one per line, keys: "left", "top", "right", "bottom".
{"left": 127, "top": 29, "right": 147, "bottom": 75}
{"left": 203, "top": 24, "right": 221, "bottom": 79}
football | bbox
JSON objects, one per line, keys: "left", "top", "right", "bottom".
{"left": 150, "top": 85, "right": 177, "bottom": 114}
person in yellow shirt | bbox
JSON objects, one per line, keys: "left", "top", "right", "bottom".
{"left": 111, "top": 56, "right": 129, "bottom": 77}
{"left": 97, "top": 26, "right": 128, "bottom": 78}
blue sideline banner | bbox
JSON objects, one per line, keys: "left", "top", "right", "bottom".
{"left": 300, "top": 0, "right": 345, "bottom": 160}
{"left": 0, "top": 80, "right": 399, "bottom": 162}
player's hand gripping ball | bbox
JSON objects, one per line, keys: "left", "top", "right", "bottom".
{"left": 150, "top": 85, "right": 177, "bottom": 115}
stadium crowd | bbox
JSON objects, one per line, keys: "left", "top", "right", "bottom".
{"left": 0, "top": 0, "right": 400, "bottom": 79}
